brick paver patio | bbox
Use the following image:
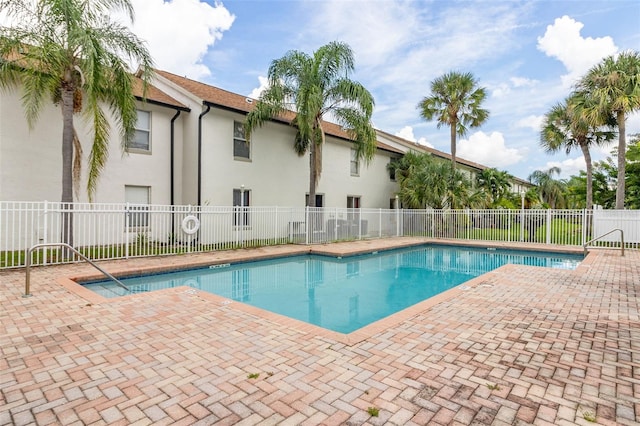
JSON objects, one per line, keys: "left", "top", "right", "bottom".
{"left": 1, "top": 238, "right": 638, "bottom": 425}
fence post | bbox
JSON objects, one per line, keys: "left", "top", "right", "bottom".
{"left": 466, "top": 209, "right": 470, "bottom": 240}
{"left": 581, "top": 209, "right": 587, "bottom": 246}
{"left": 546, "top": 210, "right": 552, "bottom": 244}
{"left": 42, "top": 200, "right": 49, "bottom": 265}
{"left": 431, "top": 209, "right": 435, "bottom": 238}
{"left": 275, "top": 206, "right": 278, "bottom": 245}
{"left": 124, "top": 203, "right": 130, "bottom": 259}
{"left": 305, "top": 206, "right": 309, "bottom": 245}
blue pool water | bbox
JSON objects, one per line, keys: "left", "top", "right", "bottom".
{"left": 84, "top": 245, "right": 582, "bottom": 333}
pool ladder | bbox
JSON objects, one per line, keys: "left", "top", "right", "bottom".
{"left": 24, "top": 243, "right": 130, "bottom": 297}
{"left": 583, "top": 228, "right": 624, "bottom": 257}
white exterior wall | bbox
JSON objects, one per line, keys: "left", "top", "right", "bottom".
{"left": 0, "top": 85, "right": 181, "bottom": 204}
{"left": 95, "top": 104, "right": 180, "bottom": 205}
{"left": 0, "top": 87, "right": 64, "bottom": 201}
{"left": 318, "top": 138, "right": 397, "bottom": 208}
{"left": 199, "top": 107, "right": 398, "bottom": 208}
{"left": 201, "top": 109, "right": 308, "bottom": 206}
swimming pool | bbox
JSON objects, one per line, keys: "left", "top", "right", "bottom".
{"left": 84, "top": 245, "right": 582, "bottom": 333}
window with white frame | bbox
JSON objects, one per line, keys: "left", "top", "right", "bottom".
{"left": 125, "top": 185, "right": 150, "bottom": 228}
{"left": 129, "top": 110, "right": 151, "bottom": 151}
{"left": 347, "top": 196, "right": 361, "bottom": 221}
{"left": 233, "top": 188, "right": 250, "bottom": 226}
{"left": 350, "top": 149, "right": 359, "bottom": 176}
{"left": 233, "top": 121, "right": 250, "bottom": 160}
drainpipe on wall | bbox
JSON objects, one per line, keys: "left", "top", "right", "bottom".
{"left": 170, "top": 110, "right": 181, "bottom": 207}
{"left": 197, "top": 104, "right": 212, "bottom": 206}
{"left": 170, "top": 109, "right": 181, "bottom": 239}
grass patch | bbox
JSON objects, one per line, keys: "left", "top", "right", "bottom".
{"left": 366, "top": 407, "right": 379, "bottom": 417}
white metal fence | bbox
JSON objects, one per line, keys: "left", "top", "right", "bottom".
{"left": 1, "top": 201, "right": 637, "bottom": 269}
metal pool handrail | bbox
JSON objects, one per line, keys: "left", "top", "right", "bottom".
{"left": 24, "top": 243, "right": 130, "bottom": 297}
{"left": 583, "top": 228, "right": 624, "bottom": 257}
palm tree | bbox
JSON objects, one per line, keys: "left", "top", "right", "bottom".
{"left": 475, "top": 168, "right": 513, "bottom": 207}
{"left": 540, "top": 92, "right": 615, "bottom": 210}
{"left": 0, "top": 0, "right": 154, "bottom": 247}
{"left": 578, "top": 50, "right": 640, "bottom": 209}
{"left": 417, "top": 71, "right": 489, "bottom": 172}
{"left": 389, "top": 151, "right": 482, "bottom": 209}
{"left": 528, "top": 167, "right": 567, "bottom": 209}
{"left": 245, "top": 41, "right": 376, "bottom": 207}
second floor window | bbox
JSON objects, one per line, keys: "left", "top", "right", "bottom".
{"left": 350, "top": 149, "right": 359, "bottom": 176}
{"left": 389, "top": 158, "right": 398, "bottom": 181}
{"left": 130, "top": 110, "right": 151, "bottom": 151}
{"left": 233, "top": 121, "right": 250, "bottom": 160}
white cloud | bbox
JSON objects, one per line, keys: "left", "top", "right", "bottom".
{"left": 128, "top": 0, "right": 235, "bottom": 79}
{"left": 627, "top": 112, "right": 640, "bottom": 138}
{"left": 544, "top": 157, "right": 586, "bottom": 178}
{"left": 395, "top": 126, "right": 433, "bottom": 148}
{"left": 490, "top": 77, "right": 539, "bottom": 98}
{"left": 491, "top": 83, "right": 511, "bottom": 98}
{"left": 248, "top": 76, "right": 269, "bottom": 99}
{"left": 515, "top": 115, "right": 544, "bottom": 131}
{"left": 458, "top": 131, "right": 525, "bottom": 167}
{"left": 510, "top": 77, "right": 538, "bottom": 88}
{"left": 536, "top": 15, "right": 617, "bottom": 87}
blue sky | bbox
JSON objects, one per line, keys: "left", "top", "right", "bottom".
{"left": 127, "top": 0, "right": 639, "bottom": 181}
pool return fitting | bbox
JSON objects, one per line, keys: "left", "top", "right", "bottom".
{"left": 24, "top": 243, "right": 130, "bottom": 297}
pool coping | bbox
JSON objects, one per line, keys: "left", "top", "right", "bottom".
{"left": 57, "top": 238, "right": 591, "bottom": 346}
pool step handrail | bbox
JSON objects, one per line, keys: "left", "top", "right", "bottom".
{"left": 24, "top": 242, "right": 130, "bottom": 297}
{"left": 583, "top": 228, "right": 624, "bottom": 257}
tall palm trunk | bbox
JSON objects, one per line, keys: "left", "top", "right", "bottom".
{"left": 449, "top": 119, "right": 458, "bottom": 193}
{"left": 615, "top": 110, "right": 626, "bottom": 209}
{"left": 61, "top": 85, "right": 75, "bottom": 251}
{"left": 308, "top": 142, "right": 317, "bottom": 207}
{"left": 450, "top": 119, "right": 457, "bottom": 170}
{"left": 580, "top": 142, "right": 594, "bottom": 210}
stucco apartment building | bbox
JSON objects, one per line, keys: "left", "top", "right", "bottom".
{"left": 0, "top": 69, "right": 530, "bottom": 209}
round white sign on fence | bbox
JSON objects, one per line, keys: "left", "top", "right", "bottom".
{"left": 182, "top": 215, "right": 200, "bottom": 235}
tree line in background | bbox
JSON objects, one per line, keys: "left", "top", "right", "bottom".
{"left": 395, "top": 51, "right": 639, "bottom": 210}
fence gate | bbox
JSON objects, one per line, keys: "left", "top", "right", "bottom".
{"left": 593, "top": 208, "right": 640, "bottom": 243}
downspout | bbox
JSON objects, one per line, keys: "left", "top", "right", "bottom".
{"left": 170, "top": 110, "right": 181, "bottom": 207}
{"left": 198, "top": 104, "right": 212, "bottom": 206}
{"left": 170, "top": 109, "right": 181, "bottom": 239}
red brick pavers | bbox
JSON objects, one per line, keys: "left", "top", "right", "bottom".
{"left": 1, "top": 240, "right": 638, "bottom": 425}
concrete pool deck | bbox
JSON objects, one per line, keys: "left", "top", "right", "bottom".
{"left": 1, "top": 237, "right": 638, "bottom": 425}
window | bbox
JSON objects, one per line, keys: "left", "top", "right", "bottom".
{"left": 305, "top": 194, "right": 324, "bottom": 207}
{"left": 350, "top": 149, "right": 359, "bottom": 176}
{"left": 233, "top": 188, "right": 250, "bottom": 226}
{"left": 347, "top": 196, "right": 360, "bottom": 209}
{"left": 233, "top": 121, "right": 250, "bottom": 160}
{"left": 125, "top": 185, "right": 150, "bottom": 228}
{"left": 389, "top": 158, "right": 398, "bottom": 181}
{"left": 130, "top": 110, "right": 151, "bottom": 151}
{"left": 347, "top": 196, "right": 361, "bottom": 221}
